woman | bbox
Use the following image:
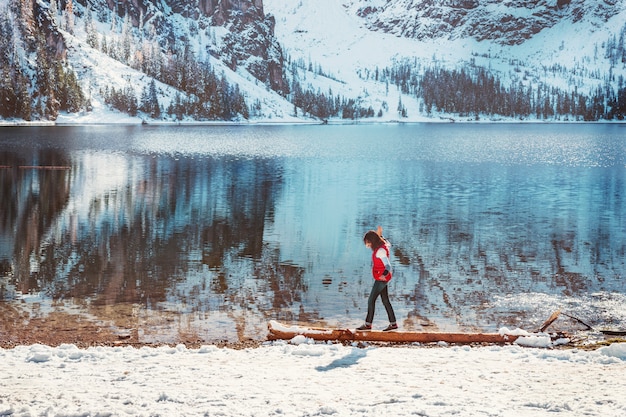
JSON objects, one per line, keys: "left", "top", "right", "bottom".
{"left": 357, "top": 227, "right": 398, "bottom": 331}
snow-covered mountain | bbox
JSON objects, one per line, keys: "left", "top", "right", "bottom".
{"left": 343, "top": 0, "right": 621, "bottom": 45}
{"left": 267, "top": 0, "right": 626, "bottom": 118}
{"left": 1, "top": 0, "right": 625, "bottom": 123}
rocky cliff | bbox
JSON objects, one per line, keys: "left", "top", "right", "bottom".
{"left": 346, "top": 0, "right": 622, "bottom": 45}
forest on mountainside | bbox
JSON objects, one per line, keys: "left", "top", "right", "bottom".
{"left": 358, "top": 23, "right": 626, "bottom": 121}
{"left": 0, "top": 0, "right": 85, "bottom": 120}
{"left": 0, "top": 0, "right": 253, "bottom": 121}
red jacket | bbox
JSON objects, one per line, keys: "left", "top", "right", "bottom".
{"left": 371, "top": 244, "right": 392, "bottom": 282}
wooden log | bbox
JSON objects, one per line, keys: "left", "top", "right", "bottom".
{"left": 267, "top": 321, "right": 520, "bottom": 344}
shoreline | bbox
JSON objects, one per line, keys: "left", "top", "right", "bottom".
{"left": 3, "top": 116, "right": 626, "bottom": 127}
{"left": 2, "top": 314, "right": 623, "bottom": 351}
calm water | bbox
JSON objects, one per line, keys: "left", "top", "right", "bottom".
{"left": 1, "top": 123, "right": 625, "bottom": 342}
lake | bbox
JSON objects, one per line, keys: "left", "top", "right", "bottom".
{"left": 1, "top": 123, "right": 625, "bottom": 343}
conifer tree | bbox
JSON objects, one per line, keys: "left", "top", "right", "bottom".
{"left": 85, "top": 7, "right": 98, "bottom": 49}
{"left": 141, "top": 79, "right": 160, "bottom": 118}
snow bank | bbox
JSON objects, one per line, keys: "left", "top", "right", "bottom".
{"left": 1, "top": 341, "right": 625, "bottom": 416}
{"left": 599, "top": 342, "right": 626, "bottom": 361}
{"left": 498, "top": 326, "right": 571, "bottom": 348}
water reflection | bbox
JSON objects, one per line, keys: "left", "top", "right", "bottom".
{"left": 1, "top": 124, "right": 625, "bottom": 343}
{"left": 1, "top": 144, "right": 295, "bottom": 341}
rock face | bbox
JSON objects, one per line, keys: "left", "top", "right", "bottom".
{"left": 197, "top": 0, "right": 264, "bottom": 25}
{"left": 204, "top": 0, "right": 288, "bottom": 94}
{"left": 203, "top": 0, "right": 288, "bottom": 95}
{"left": 25, "top": 0, "right": 68, "bottom": 59}
{"left": 345, "top": 0, "right": 623, "bottom": 45}
{"left": 219, "top": 7, "right": 289, "bottom": 95}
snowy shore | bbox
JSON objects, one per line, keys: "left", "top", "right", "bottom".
{"left": 1, "top": 339, "right": 625, "bottom": 416}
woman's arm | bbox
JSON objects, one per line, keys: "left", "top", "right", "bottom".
{"left": 376, "top": 248, "right": 392, "bottom": 274}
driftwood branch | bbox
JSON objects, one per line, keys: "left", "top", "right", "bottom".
{"left": 555, "top": 312, "right": 626, "bottom": 336}
{"left": 560, "top": 312, "right": 593, "bottom": 330}
{"left": 538, "top": 309, "right": 561, "bottom": 332}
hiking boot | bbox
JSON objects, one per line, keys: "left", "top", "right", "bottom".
{"left": 356, "top": 324, "right": 372, "bottom": 331}
{"left": 382, "top": 323, "right": 398, "bottom": 332}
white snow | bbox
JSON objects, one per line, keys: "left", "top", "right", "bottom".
{"left": 1, "top": 340, "right": 625, "bottom": 416}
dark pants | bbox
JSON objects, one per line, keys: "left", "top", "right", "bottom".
{"left": 365, "top": 280, "right": 397, "bottom": 325}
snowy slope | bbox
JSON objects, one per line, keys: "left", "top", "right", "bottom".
{"left": 265, "top": 0, "right": 626, "bottom": 120}
{"left": 56, "top": 25, "right": 303, "bottom": 124}
{"left": 264, "top": 0, "right": 476, "bottom": 120}
{"left": 267, "top": 0, "right": 474, "bottom": 67}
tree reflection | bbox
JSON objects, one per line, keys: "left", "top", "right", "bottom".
{"left": 1, "top": 150, "right": 71, "bottom": 295}
{"left": 1, "top": 148, "right": 323, "bottom": 340}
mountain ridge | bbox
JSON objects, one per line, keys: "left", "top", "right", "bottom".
{"left": 343, "top": 0, "right": 622, "bottom": 45}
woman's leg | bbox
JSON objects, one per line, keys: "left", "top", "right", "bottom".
{"left": 365, "top": 281, "right": 388, "bottom": 324}
{"left": 379, "top": 285, "right": 397, "bottom": 324}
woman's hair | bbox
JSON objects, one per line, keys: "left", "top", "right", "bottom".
{"left": 363, "top": 230, "right": 386, "bottom": 250}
